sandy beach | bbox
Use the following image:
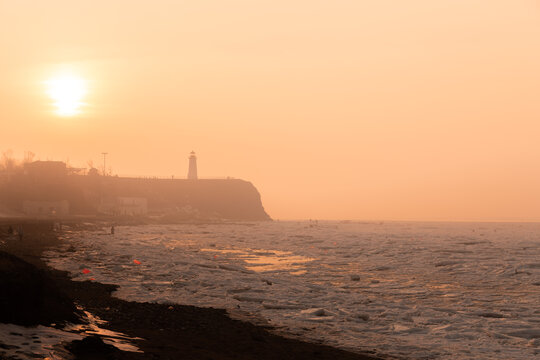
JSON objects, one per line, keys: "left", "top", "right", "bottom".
{"left": 0, "top": 220, "right": 387, "bottom": 360}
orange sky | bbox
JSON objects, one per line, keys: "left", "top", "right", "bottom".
{"left": 1, "top": 1, "right": 539, "bottom": 221}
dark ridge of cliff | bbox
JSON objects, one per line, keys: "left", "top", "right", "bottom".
{"left": 0, "top": 175, "right": 271, "bottom": 221}
{"left": 98, "top": 177, "right": 271, "bottom": 221}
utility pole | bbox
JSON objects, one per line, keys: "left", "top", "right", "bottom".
{"left": 101, "top": 152, "right": 108, "bottom": 176}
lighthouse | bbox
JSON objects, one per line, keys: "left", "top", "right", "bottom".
{"left": 187, "top": 151, "right": 198, "bottom": 180}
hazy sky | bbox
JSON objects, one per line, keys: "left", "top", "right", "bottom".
{"left": 1, "top": 1, "right": 539, "bottom": 221}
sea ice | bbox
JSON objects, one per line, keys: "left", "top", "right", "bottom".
{"left": 44, "top": 221, "right": 540, "bottom": 360}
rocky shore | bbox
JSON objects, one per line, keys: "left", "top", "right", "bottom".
{"left": 0, "top": 220, "right": 388, "bottom": 360}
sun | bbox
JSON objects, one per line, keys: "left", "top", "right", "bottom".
{"left": 46, "top": 74, "right": 88, "bottom": 116}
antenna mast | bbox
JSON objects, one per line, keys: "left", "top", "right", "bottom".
{"left": 101, "top": 152, "right": 108, "bottom": 176}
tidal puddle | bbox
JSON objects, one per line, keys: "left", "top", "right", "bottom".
{"left": 0, "top": 308, "right": 142, "bottom": 360}
{"left": 67, "top": 308, "right": 143, "bottom": 353}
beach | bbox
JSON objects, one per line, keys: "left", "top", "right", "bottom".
{"left": 0, "top": 220, "right": 385, "bottom": 360}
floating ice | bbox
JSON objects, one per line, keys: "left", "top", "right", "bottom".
{"left": 44, "top": 221, "right": 540, "bottom": 360}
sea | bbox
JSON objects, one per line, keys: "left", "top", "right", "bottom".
{"left": 44, "top": 221, "right": 540, "bottom": 359}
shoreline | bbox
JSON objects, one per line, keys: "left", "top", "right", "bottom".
{"left": 0, "top": 220, "right": 392, "bottom": 360}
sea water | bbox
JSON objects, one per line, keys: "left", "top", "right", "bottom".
{"left": 44, "top": 221, "right": 540, "bottom": 359}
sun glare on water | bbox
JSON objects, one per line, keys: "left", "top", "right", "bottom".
{"left": 46, "top": 74, "right": 88, "bottom": 116}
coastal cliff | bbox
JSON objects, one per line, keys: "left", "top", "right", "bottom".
{"left": 90, "top": 177, "right": 271, "bottom": 221}
{"left": 0, "top": 170, "right": 271, "bottom": 221}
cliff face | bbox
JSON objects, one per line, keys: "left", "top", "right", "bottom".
{"left": 96, "top": 177, "right": 271, "bottom": 221}
{"left": 0, "top": 175, "right": 271, "bottom": 221}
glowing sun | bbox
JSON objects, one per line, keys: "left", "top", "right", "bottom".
{"left": 46, "top": 74, "right": 88, "bottom": 116}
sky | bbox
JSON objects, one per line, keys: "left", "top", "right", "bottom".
{"left": 1, "top": 0, "right": 539, "bottom": 221}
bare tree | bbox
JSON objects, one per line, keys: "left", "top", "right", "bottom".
{"left": 23, "top": 151, "right": 35, "bottom": 164}
{"left": 1, "top": 150, "right": 16, "bottom": 171}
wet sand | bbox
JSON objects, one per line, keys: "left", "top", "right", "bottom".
{"left": 0, "top": 220, "right": 390, "bottom": 360}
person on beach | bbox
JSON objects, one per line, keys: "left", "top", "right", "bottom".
{"left": 111, "top": 225, "right": 115, "bottom": 235}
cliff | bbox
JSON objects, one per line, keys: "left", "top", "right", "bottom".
{"left": 85, "top": 177, "right": 271, "bottom": 221}
{"left": 0, "top": 174, "right": 271, "bottom": 221}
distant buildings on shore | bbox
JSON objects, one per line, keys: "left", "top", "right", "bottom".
{"left": 18, "top": 151, "right": 198, "bottom": 217}
{"left": 1, "top": 151, "right": 200, "bottom": 181}
{"left": 23, "top": 200, "right": 69, "bottom": 217}
{"left": 0, "top": 150, "right": 270, "bottom": 221}
{"left": 99, "top": 197, "right": 148, "bottom": 216}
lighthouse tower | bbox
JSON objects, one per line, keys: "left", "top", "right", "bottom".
{"left": 187, "top": 151, "right": 198, "bottom": 180}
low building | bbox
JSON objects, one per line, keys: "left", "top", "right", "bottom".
{"left": 98, "top": 197, "right": 148, "bottom": 216}
{"left": 24, "top": 161, "right": 67, "bottom": 183}
{"left": 117, "top": 197, "right": 148, "bottom": 216}
{"left": 22, "top": 200, "right": 69, "bottom": 217}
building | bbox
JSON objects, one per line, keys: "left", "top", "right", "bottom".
{"left": 23, "top": 200, "right": 69, "bottom": 217}
{"left": 117, "top": 197, "right": 148, "bottom": 215}
{"left": 98, "top": 197, "right": 148, "bottom": 216}
{"left": 24, "top": 161, "right": 67, "bottom": 182}
{"left": 188, "top": 151, "right": 198, "bottom": 180}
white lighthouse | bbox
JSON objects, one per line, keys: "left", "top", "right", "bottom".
{"left": 187, "top": 151, "right": 198, "bottom": 180}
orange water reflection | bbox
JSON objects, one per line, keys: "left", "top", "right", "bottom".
{"left": 201, "top": 248, "right": 315, "bottom": 273}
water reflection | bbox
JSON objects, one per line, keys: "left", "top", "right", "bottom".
{"left": 201, "top": 248, "right": 315, "bottom": 273}
{"left": 0, "top": 308, "right": 143, "bottom": 360}
{"left": 66, "top": 309, "right": 142, "bottom": 353}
